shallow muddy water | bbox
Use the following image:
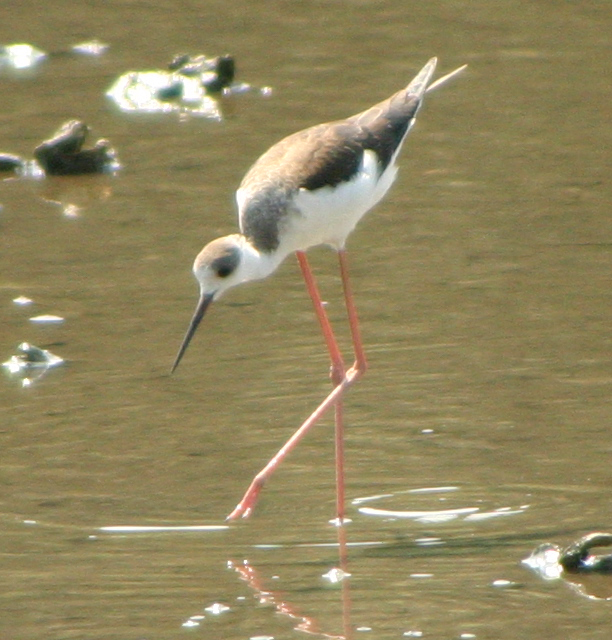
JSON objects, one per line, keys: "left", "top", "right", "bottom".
{"left": 1, "top": 1, "right": 612, "bottom": 639}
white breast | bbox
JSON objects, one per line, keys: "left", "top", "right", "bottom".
{"left": 284, "top": 150, "right": 398, "bottom": 253}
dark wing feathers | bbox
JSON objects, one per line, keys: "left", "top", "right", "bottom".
{"left": 348, "top": 91, "right": 422, "bottom": 172}
{"left": 242, "top": 88, "right": 422, "bottom": 194}
{"left": 239, "top": 87, "right": 423, "bottom": 252}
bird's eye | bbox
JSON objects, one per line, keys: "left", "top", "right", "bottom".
{"left": 217, "top": 265, "right": 232, "bottom": 278}
{"left": 210, "top": 251, "right": 238, "bottom": 278}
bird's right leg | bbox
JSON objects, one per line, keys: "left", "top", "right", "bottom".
{"left": 225, "top": 251, "right": 354, "bottom": 522}
{"left": 296, "top": 251, "right": 347, "bottom": 384}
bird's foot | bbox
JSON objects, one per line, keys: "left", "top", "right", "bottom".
{"left": 226, "top": 476, "right": 264, "bottom": 521}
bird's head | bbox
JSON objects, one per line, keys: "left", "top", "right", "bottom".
{"left": 193, "top": 234, "right": 245, "bottom": 298}
{"left": 171, "top": 234, "right": 279, "bottom": 373}
{"left": 170, "top": 235, "right": 244, "bottom": 373}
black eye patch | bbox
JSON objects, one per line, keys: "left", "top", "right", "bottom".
{"left": 211, "top": 250, "right": 239, "bottom": 278}
{"left": 217, "top": 264, "right": 232, "bottom": 278}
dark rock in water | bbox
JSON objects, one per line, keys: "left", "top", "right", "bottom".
{"left": 168, "top": 53, "right": 192, "bottom": 72}
{"left": 560, "top": 533, "right": 612, "bottom": 573}
{"left": 43, "top": 120, "right": 88, "bottom": 155}
{"left": 157, "top": 80, "right": 184, "bottom": 102}
{"left": 0, "top": 152, "right": 24, "bottom": 172}
{"left": 202, "top": 55, "right": 235, "bottom": 92}
{"left": 167, "top": 53, "right": 235, "bottom": 91}
{"left": 33, "top": 120, "right": 118, "bottom": 175}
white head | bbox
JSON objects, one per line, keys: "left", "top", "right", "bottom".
{"left": 171, "top": 234, "right": 280, "bottom": 372}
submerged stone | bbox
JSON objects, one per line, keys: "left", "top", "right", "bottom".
{"left": 4, "top": 342, "right": 64, "bottom": 368}
{"left": 107, "top": 53, "right": 256, "bottom": 119}
{"left": 3, "top": 342, "right": 64, "bottom": 387}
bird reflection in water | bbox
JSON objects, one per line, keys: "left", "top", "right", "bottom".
{"left": 230, "top": 525, "right": 353, "bottom": 638}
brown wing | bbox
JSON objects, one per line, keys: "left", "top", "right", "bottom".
{"left": 238, "top": 87, "right": 422, "bottom": 252}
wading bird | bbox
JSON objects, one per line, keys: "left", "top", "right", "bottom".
{"left": 172, "top": 58, "right": 466, "bottom": 521}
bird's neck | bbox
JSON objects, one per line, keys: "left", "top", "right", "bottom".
{"left": 237, "top": 235, "right": 285, "bottom": 284}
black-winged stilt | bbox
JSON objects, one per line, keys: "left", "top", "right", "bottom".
{"left": 172, "top": 58, "right": 466, "bottom": 521}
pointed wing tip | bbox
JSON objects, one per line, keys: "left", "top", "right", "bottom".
{"left": 406, "top": 58, "right": 438, "bottom": 97}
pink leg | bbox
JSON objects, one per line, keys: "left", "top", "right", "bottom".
{"left": 298, "top": 251, "right": 349, "bottom": 523}
{"left": 333, "top": 399, "right": 346, "bottom": 523}
{"left": 333, "top": 250, "right": 367, "bottom": 524}
{"left": 296, "top": 251, "right": 346, "bottom": 383}
{"left": 338, "top": 249, "right": 367, "bottom": 374}
{"left": 226, "top": 250, "right": 366, "bottom": 521}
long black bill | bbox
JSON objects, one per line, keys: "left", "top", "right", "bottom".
{"left": 171, "top": 292, "right": 215, "bottom": 373}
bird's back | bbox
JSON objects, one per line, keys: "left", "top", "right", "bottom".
{"left": 237, "top": 59, "right": 437, "bottom": 254}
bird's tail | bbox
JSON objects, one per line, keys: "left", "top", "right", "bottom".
{"left": 426, "top": 62, "right": 468, "bottom": 94}
{"left": 406, "top": 57, "right": 467, "bottom": 98}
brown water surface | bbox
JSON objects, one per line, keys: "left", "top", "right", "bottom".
{"left": 2, "top": 1, "right": 612, "bottom": 639}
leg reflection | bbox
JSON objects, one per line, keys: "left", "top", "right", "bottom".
{"left": 229, "top": 525, "right": 353, "bottom": 639}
